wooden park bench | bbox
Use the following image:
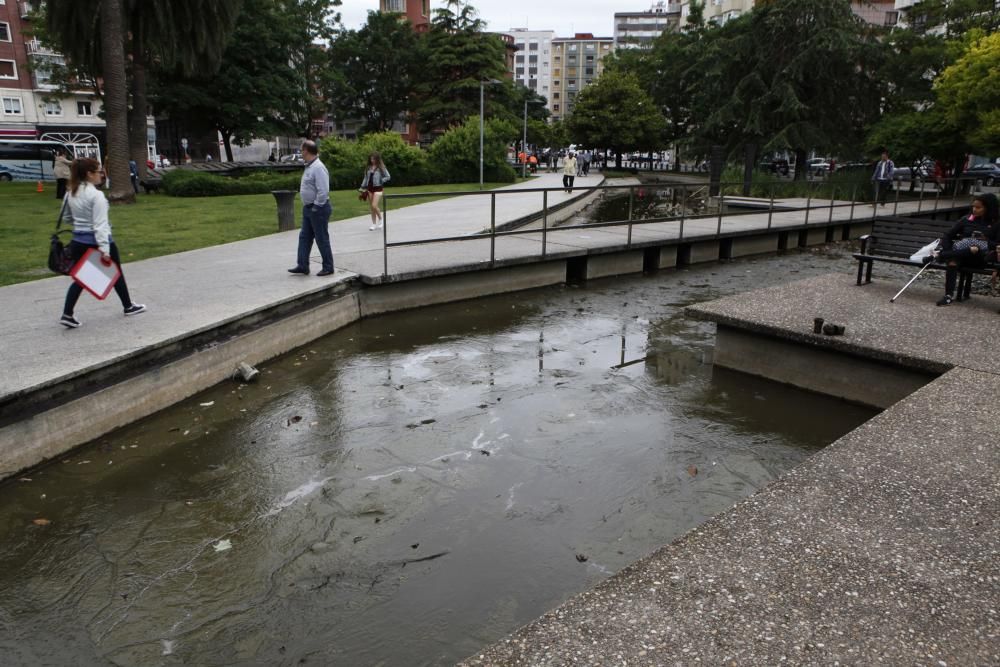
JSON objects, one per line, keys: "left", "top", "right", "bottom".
{"left": 853, "top": 215, "right": 997, "bottom": 301}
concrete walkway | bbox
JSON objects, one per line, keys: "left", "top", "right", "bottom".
{"left": 0, "top": 173, "right": 601, "bottom": 402}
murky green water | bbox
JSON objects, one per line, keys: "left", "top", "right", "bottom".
{"left": 0, "top": 246, "right": 875, "bottom": 666}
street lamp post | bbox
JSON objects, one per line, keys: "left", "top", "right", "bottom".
{"left": 522, "top": 97, "right": 528, "bottom": 179}
{"left": 479, "top": 79, "right": 501, "bottom": 190}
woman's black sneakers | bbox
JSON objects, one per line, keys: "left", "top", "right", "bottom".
{"left": 124, "top": 303, "right": 146, "bottom": 316}
{"left": 936, "top": 295, "right": 953, "bottom": 306}
{"left": 59, "top": 314, "right": 81, "bottom": 328}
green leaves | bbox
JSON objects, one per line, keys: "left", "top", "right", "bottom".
{"left": 565, "top": 71, "right": 666, "bottom": 160}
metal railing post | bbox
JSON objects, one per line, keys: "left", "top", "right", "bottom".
{"left": 849, "top": 183, "right": 857, "bottom": 220}
{"left": 382, "top": 194, "right": 389, "bottom": 277}
{"left": 828, "top": 185, "right": 835, "bottom": 224}
{"left": 804, "top": 185, "right": 812, "bottom": 226}
{"left": 542, "top": 189, "right": 548, "bottom": 258}
{"left": 917, "top": 180, "right": 925, "bottom": 213}
{"left": 628, "top": 186, "right": 634, "bottom": 223}
{"left": 950, "top": 179, "right": 958, "bottom": 209}
{"left": 767, "top": 186, "right": 775, "bottom": 229}
{"left": 716, "top": 186, "right": 723, "bottom": 235}
{"left": 490, "top": 192, "right": 496, "bottom": 267}
{"left": 679, "top": 185, "right": 686, "bottom": 240}
{"left": 934, "top": 183, "right": 941, "bottom": 212}
{"left": 892, "top": 181, "right": 900, "bottom": 215}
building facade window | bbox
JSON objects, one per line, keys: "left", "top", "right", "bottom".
{"left": 384, "top": 0, "right": 405, "bottom": 12}
{"left": 44, "top": 100, "right": 62, "bottom": 115}
{"left": 2, "top": 95, "right": 22, "bottom": 114}
{"left": 0, "top": 22, "right": 11, "bottom": 41}
{"left": 0, "top": 59, "right": 16, "bottom": 79}
{"left": 77, "top": 100, "right": 92, "bottom": 116}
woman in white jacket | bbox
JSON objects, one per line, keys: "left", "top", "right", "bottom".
{"left": 60, "top": 158, "right": 145, "bottom": 328}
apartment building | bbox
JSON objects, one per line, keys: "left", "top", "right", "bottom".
{"left": 549, "top": 34, "right": 614, "bottom": 122}
{"left": 379, "top": 0, "right": 431, "bottom": 32}
{"left": 680, "top": 0, "right": 754, "bottom": 26}
{"left": 507, "top": 29, "right": 556, "bottom": 114}
{"left": 0, "top": 0, "right": 108, "bottom": 147}
{"left": 614, "top": 1, "right": 682, "bottom": 48}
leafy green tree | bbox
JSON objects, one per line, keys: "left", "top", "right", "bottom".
{"left": 414, "top": 0, "right": 508, "bottom": 132}
{"left": 327, "top": 12, "right": 420, "bottom": 134}
{"left": 152, "top": 0, "right": 339, "bottom": 159}
{"left": 42, "top": 1, "right": 243, "bottom": 183}
{"left": 934, "top": 32, "right": 1000, "bottom": 154}
{"left": 565, "top": 71, "right": 666, "bottom": 169}
{"left": 689, "top": 0, "right": 883, "bottom": 179}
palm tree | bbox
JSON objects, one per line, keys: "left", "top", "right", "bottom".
{"left": 45, "top": 0, "right": 242, "bottom": 193}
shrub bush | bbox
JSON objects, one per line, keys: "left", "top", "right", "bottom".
{"left": 163, "top": 169, "right": 301, "bottom": 197}
{"left": 319, "top": 131, "right": 433, "bottom": 188}
{"left": 719, "top": 166, "right": 871, "bottom": 201}
{"left": 427, "top": 117, "right": 518, "bottom": 184}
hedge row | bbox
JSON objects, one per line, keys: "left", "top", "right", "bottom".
{"left": 163, "top": 124, "right": 519, "bottom": 197}
{"left": 162, "top": 170, "right": 301, "bottom": 197}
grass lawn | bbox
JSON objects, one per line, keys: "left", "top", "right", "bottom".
{"left": 0, "top": 181, "right": 516, "bottom": 287}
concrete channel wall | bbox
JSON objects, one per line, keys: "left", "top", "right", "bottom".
{"left": 1, "top": 217, "right": 870, "bottom": 481}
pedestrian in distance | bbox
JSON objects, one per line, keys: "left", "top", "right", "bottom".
{"left": 872, "top": 150, "right": 895, "bottom": 207}
{"left": 53, "top": 149, "right": 72, "bottom": 200}
{"left": 59, "top": 158, "right": 146, "bottom": 328}
{"left": 563, "top": 152, "right": 578, "bottom": 193}
{"left": 128, "top": 159, "right": 139, "bottom": 194}
{"left": 923, "top": 193, "right": 1000, "bottom": 306}
{"left": 288, "top": 140, "right": 334, "bottom": 277}
{"left": 359, "top": 151, "right": 391, "bottom": 232}
{"left": 581, "top": 150, "right": 591, "bottom": 176}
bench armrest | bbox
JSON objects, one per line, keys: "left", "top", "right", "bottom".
{"left": 859, "top": 234, "right": 873, "bottom": 255}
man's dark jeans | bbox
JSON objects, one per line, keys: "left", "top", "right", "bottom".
{"left": 874, "top": 179, "right": 892, "bottom": 205}
{"left": 296, "top": 201, "right": 333, "bottom": 272}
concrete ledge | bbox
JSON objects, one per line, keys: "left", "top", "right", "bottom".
{"left": 678, "top": 240, "right": 720, "bottom": 265}
{"left": 658, "top": 246, "right": 678, "bottom": 269}
{"left": 585, "top": 250, "right": 644, "bottom": 280}
{"left": 0, "top": 292, "right": 362, "bottom": 479}
{"left": 714, "top": 325, "right": 935, "bottom": 408}
{"left": 724, "top": 233, "right": 780, "bottom": 259}
{"left": 359, "top": 261, "right": 567, "bottom": 318}
{"left": 798, "top": 227, "right": 829, "bottom": 246}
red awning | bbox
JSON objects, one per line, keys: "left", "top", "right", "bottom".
{"left": 0, "top": 128, "right": 39, "bottom": 138}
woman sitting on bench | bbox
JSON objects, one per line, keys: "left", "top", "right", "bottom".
{"left": 926, "top": 193, "right": 1000, "bottom": 306}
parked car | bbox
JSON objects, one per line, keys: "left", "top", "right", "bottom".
{"left": 807, "top": 157, "right": 833, "bottom": 176}
{"left": 892, "top": 160, "right": 933, "bottom": 183}
{"left": 835, "top": 160, "right": 872, "bottom": 174}
{"left": 963, "top": 162, "right": 1000, "bottom": 186}
{"left": 759, "top": 157, "right": 790, "bottom": 176}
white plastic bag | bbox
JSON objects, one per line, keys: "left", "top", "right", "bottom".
{"left": 909, "top": 239, "right": 940, "bottom": 262}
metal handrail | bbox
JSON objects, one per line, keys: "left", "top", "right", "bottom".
{"left": 377, "top": 177, "right": 981, "bottom": 277}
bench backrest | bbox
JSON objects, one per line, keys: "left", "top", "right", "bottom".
{"left": 870, "top": 216, "right": 954, "bottom": 258}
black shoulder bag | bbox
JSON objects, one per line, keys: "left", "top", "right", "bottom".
{"left": 48, "top": 199, "right": 75, "bottom": 275}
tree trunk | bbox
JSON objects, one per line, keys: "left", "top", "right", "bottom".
{"left": 128, "top": 32, "right": 149, "bottom": 183}
{"left": 221, "top": 131, "right": 234, "bottom": 162}
{"left": 792, "top": 147, "right": 807, "bottom": 182}
{"left": 100, "top": 0, "right": 135, "bottom": 204}
{"left": 614, "top": 150, "right": 622, "bottom": 170}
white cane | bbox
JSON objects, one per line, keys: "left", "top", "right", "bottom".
{"left": 890, "top": 261, "right": 933, "bottom": 303}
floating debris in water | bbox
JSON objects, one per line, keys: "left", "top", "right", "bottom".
{"left": 214, "top": 539, "right": 232, "bottom": 552}
{"left": 200, "top": 401, "right": 214, "bottom": 407}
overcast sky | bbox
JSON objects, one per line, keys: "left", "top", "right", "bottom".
{"left": 337, "top": 0, "right": 623, "bottom": 37}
